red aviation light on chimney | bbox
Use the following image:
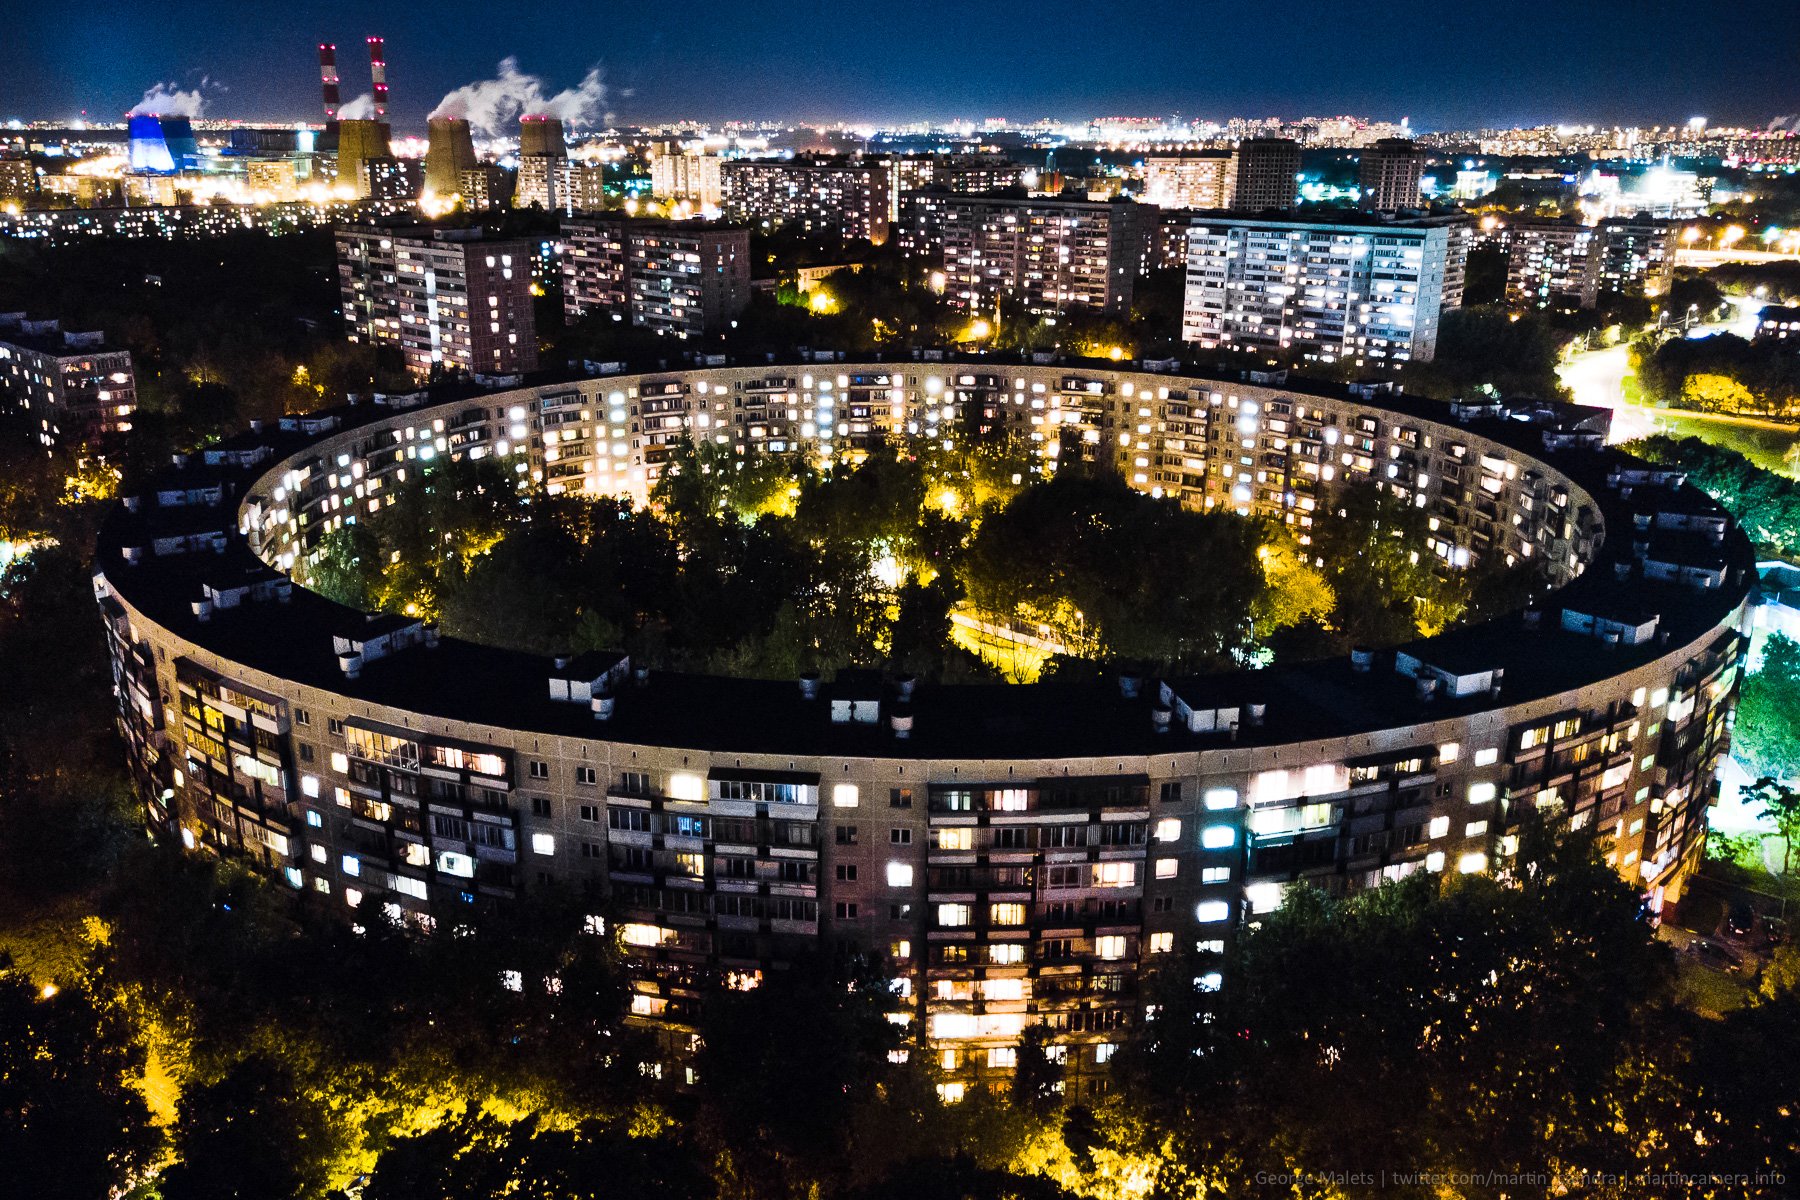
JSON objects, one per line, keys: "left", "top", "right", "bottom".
{"left": 318, "top": 43, "right": 340, "bottom": 120}
{"left": 367, "top": 36, "right": 389, "bottom": 119}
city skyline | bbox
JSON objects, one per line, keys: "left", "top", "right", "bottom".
{"left": 6, "top": 0, "right": 1799, "bottom": 130}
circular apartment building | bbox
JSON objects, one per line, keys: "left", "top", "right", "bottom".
{"left": 93, "top": 358, "right": 1750, "bottom": 1091}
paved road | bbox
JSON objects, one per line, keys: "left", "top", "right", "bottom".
{"left": 1557, "top": 296, "right": 1770, "bottom": 445}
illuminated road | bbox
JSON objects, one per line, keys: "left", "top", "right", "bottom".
{"left": 1557, "top": 296, "right": 1770, "bottom": 446}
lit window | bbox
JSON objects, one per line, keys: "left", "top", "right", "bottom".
{"left": 331, "top": 752, "right": 349, "bottom": 772}
{"left": 1155, "top": 858, "right": 1179, "bottom": 880}
{"left": 988, "top": 1047, "right": 1017, "bottom": 1069}
{"left": 935, "top": 827, "right": 974, "bottom": 851}
{"left": 991, "top": 902, "right": 1026, "bottom": 926}
{"left": 531, "top": 833, "right": 555, "bottom": 856}
{"left": 1429, "top": 816, "right": 1450, "bottom": 839}
{"left": 301, "top": 775, "right": 320, "bottom": 798}
{"left": 1458, "top": 851, "right": 1488, "bottom": 874}
{"left": 832, "top": 784, "right": 860, "bottom": 808}
{"left": 1203, "top": 787, "right": 1239, "bottom": 810}
{"left": 1196, "top": 900, "right": 1231, "bottom": 923}
{"left": 1438, "top": 742, "right": 1460, "bottom": 764}
{"left": 1154, "top": 818, "right": 1182, "bottom": 842}
{"left": 1094, "top": 1043, "right": 1117, "bottom": 1064}
{"left": 310, "top": 844, "right": 327, "bottom": 864}
{"left": 1468, "top": 782, "right": 1496, "bottom": 804}
{"left": 1474, "top": 748, "right": 1499, "bottom": 766}
{"left": 938, "top": 903, "right": 972, "bottom": 927}
{"left": 1466, "top": 820, "right": 1489, "bottom": 838}
{"left": 669, "top": 772, "right": 703, "bottom": 801}
{"left": 1245, "top": 882, "right": 1282, "bottom": 914}
{"left": 937, "top": 1082, "right": 966, "bottom": 1103}
{"left": 1426, "top": 850, "right": 1446, "bottom": 872}
{"left": 1149, "top": 931, "right": 1174, "bottom": 954}
{"left": 988, "top": 943, "right": 1024, "bottom": 964}
{"left": 886, "top": 862, "right": 914, "bottom": 888}
{"left": 1096, "top": 934, "right": 1128, "bottom": 960}
{"left": 1201, "top": 824, "right": 1236, "bottom": 849}
{"left": 341, "top": 854, "right": 360, "bottom": 877}
{"left": 1195, "top": 972, "right": 1222, "bottom": 993}
{"left": 500, "top": 969, "right": 523, "bottom": 993}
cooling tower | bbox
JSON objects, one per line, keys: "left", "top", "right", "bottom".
{"left": 519, "top": 115, "right": 568, "bottom": 159}
{"left": 127, "top": 115, "right": 200, "bottom": 174}
{"left": 424, "top": 117, "right": 479, "bottom": 198}
{"left": 335, "top": 118, "right": 393, "bottom": 197}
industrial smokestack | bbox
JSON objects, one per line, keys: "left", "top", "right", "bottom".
{"left": 318, "top": 43, "right": 340, "bottom": 120}
{"left": 424, "top": 117, "right": 479, "bottom": 198}
{"left": 367, "top": 36, "right": 388, "bottom": 119}
{"left": 519, "top": 115, "right": 568, "bottom": 159}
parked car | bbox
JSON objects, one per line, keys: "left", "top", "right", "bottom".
{"left": 1687, "top": 938, "right": 1739, "bottom": 971}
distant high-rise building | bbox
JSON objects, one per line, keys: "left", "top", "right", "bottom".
{"left": 1358, "top": 138, "right": 1424, "bottom": 211}
{"left": 334, "top": 119, "right": 393, "bottom": 198}
{"left": 0, "top": 314, "right": 136, "bottom": 450}
{"left": 566, "top": 163, "right": 609, "bottom": 213}
{"left": 560, "top": 216, "right": 750, "bottom": 338}
{"left": 1500, "top": 217, "right": 1600, "bottom": 309}
{"left": 886, "top": 154, "right": 1027, "bottom": 219}
{"left": 1229, "top": 138, "right": 1301, "bottom": 212}
{"left": 916, "top": 194, "right": 1153, "bottom": 315}
{"left": 650, "top": 151, "right": 724, "bottom": 210}
{"left": 1180, "top": 213, "right": 1466, "bottom": 365}
{"left": 516, "top": 116, "right": 571, "bottom": 212}
{"left": 423, "top": 117, "right": 479, "bottom": 200}
{"left": 721, "top": 157, "right": 891, "bottom": 243}
{"left": 1141, "top": 151, "right": 1233, "bottom": 209}
{"left": 0, "top": 158, "right": 40, "bottom": 207}
{"left": 458, "top": 165, "right": 511, "bottom": 212}
{"left": 337, "top": 227, "right": 538, "bottom": 379}
{"left": 1593, "top": 216, "right": 1677, "bottom": 299}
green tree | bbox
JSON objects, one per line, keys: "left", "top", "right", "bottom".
{"left": 1307, "top": 480, "right": 1468, "bottom": 647}
{"left": 160, "top": 1054, "right": 348, "bottom": 1200}
{"left": 1407, "top": 305, "right": 1569, "bottom": 400}
{"left": 695, "top": 954, "right": 903, "bottom": 1198}
{"left": 0, "top": 956, "right": 159, "bottom": 1200}
{"left": 1735, "top": 634, "right": 1800, "bottom": 779}
{"left": 1746, "top": 777, "right": 1800, "bottom": 874}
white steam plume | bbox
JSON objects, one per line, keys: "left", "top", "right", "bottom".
{"left": 337, "top": 94, "right": 378, "bottom": 120}
{"left": 431, "top": 57, "right": 607, "bottom": 136}
{"left": 127, "top": 77, "right": 219, "bottom": 118}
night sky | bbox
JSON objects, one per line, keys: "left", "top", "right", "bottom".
{"left": 6, "top": 0, "right": 1799, "bottom": 130}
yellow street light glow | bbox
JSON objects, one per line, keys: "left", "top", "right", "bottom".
{"left": 810, "top": 291, "right": 834, "bottom": 313}
{"left": 40, "top": 984, "right": 58, "bottom": 999}
{"left": 966, "top": 318, "right": 992, "bottom": 339}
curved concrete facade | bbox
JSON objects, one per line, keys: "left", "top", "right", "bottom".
{"left": 94, "top": 360, "right": 1751, "bottom": 1092}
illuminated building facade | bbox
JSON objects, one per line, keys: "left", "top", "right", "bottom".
{"left": 560, "top": 216, "right": 751, "bottom": 338}
{"left": 1141, "top": 152, "right": 1233, "bottom": 209}
{"left": 0, "top": 158, "right": 38, "bottom": 207}
{"left": 1500, "top": 217, "right": 1599, "bottom": 309}
{"left": 1592, "top": 216, "right": 1677, "bottom": 300}
{"left": 1357, "top": 138, "right": 1425, "bottom": 211}
{"left": 721, "top": 157, "right": 892, "bottom": 244}
{"left": 335, "top": 226, "right": 538, "bottom": 379}
{"left": 914, "top": 194, "right": 1154, "bottom": 314}
{"left": 96, "top": 362, "right": 1749, "bottom": 1093}
{"left": 650, "top": 152, "right": 725, "bottom": 210}
{"left": 1230, "top": 137, "right": 1301, "bottom": 211}
{"left": 887, "top": 155, "right": 1028, "bottom": 220}
{"left": 1180, "top": 213, "right": 1466, "bottom": 366}
{"left": 0, "top": 313, "right": 136, "bottom": 449}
